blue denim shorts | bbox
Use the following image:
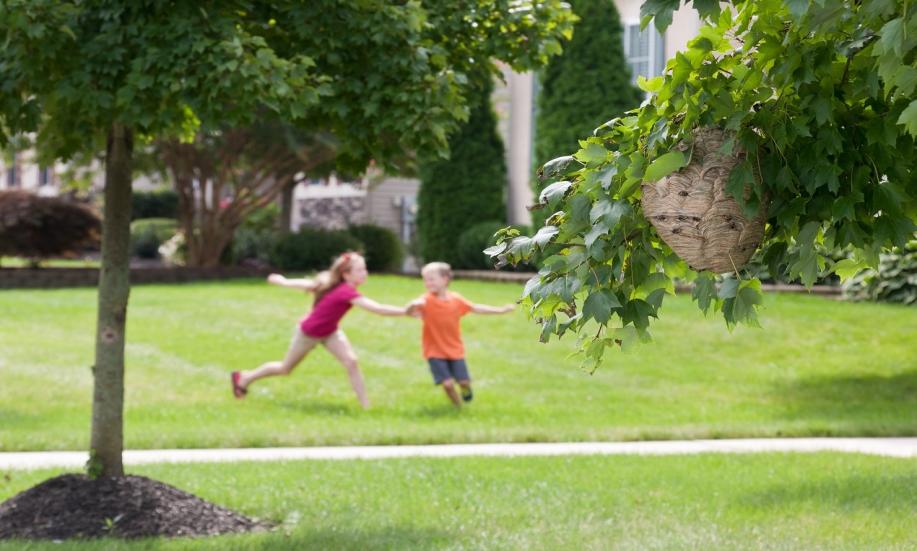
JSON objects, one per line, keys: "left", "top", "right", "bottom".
{"left": 427, "top": 358, "right": 470, "bottom": 385}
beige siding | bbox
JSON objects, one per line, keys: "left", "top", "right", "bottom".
{"left": 365, "top": 176, "right": 419, "bottom": 241}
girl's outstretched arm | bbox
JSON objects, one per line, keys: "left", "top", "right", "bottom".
{"left": 267, "top": 273, "right": 317, "bottom": 291}
{"left": 470, "top": 303, "right": 515, "bottom": 315}
{"left": 352, "top": 296, "right": 408, "bottom": 316}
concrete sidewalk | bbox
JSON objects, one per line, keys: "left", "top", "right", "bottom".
{"left": 2, "top": 438, "right": 915, "bottom": 471}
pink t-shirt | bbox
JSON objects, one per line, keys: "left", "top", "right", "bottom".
{"left": 299, "top": 283, "right": 361, "bottom": 338}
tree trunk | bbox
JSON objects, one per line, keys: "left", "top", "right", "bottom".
{"left": 89, "top": 123, "right": 134, "bottom": 478}
{"left": 279, "top": 181, "right": 295, "bottom": 234}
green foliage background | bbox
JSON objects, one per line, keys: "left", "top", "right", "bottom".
{"left": 417, "top": 78, "right": 507, "bottom": 266}
{"left": 533, "top": 0, "right": 644, "bottom": 226}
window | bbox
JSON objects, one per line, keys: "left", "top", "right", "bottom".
{"left": 623, "top": 23, "right": 666, "bottom": 84}
{"left": 39, "top": 166, "right": 51, "bottom": 187}
{"left": 5, "top": 163, "right": 16, "bottom": 188}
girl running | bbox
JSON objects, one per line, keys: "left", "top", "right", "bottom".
{"left": 231, "top": 252, "right": 407, "bottom": 408}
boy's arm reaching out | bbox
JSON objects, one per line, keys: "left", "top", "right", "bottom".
{"left": 352, "top": 296, "right": 409, "bottom": 316}
{"left": 267, "top": 273, "right": 317, "bottom": 291}
{"left": 470, "top": 303, "right": 515, "bottom": 315}
{"left": 406, "top": 297, "right": 425, "bottom": 318}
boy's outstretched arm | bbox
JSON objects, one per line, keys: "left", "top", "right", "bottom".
{"left": 406, "top": 297, "right": 425, "bottom": 318}
{"left": 267, "top": 273, "right": 317, "bottom": 291}
{"left": 470, "top": 303, "right": 515, "bottom": 315}
{"left": 352, "top": 296, "right": 409, "bottom": 316}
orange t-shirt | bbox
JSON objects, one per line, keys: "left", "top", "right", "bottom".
{"left": 420, "top": 291, "right": 473, "bottom": 359}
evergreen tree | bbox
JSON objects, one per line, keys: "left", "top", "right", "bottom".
{"left": 534, "top": 0, "right": 642, "bottom": 222}
{"left": 418, "top": 78, "right": 507, "bottom": 266}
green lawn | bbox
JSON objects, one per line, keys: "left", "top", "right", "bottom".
{"left": 0, "top": 256, "right": 99, "bottom": 268}
{"left": 1, "top": 453, "right": 915, "bottom": 550}
{"left": 0, "top": 276, "right": 914, "bottom": 451}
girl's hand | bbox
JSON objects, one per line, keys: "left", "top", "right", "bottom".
{"left": 267, "top": 273, "right": 286, "bottom": 285}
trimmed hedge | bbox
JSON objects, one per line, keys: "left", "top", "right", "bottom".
{"left": 130, "top": 218, "right": 178, "bottom": 259}
{"left": 270, "top": 228, "right": 364, "bottom": 271}
{"left": 417, "top": 77, "right": 506, "bottom": 265}
{"left": 131, "top": 190, "right": 178, "bottom": 220}
{"left": 347, "top": 224, "right": 404, "bottom": 272}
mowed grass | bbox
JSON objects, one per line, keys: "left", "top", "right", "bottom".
{"left": 0, "top": 276, "right": 914, "bottom": 451}
{"left": 1, "top": 453, "right": 915, "bottom": 550}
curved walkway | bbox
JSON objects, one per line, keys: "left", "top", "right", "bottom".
{"left": 2, "top": 438, "right": 915, "bottom": 471}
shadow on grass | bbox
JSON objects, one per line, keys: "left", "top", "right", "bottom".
{"left": 273, "top": 400, "right": 354, "bottom": 416}
{"left": 739, "top": 473, "right": 917, "bottom": 512}
{"left": 412, "top": 404, "right": 463, "bottom": 418}
{"left": 771, "top": 369, "right": 917, "bottom": 430}
{"left": 247, "top": 526, "right": 452, "bottom": 550}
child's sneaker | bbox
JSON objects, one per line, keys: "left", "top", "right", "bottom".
{"left": 461, "top": 388, "right": 473, "bottom": 402}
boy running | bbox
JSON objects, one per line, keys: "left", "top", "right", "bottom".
{"left": 407, "top": 262, "right": 514, "bottom": 407}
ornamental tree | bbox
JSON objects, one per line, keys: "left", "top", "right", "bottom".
{"left": 489, "top": 0, "right": 917, "bottom": 368}
{"left": 0, "top": 0, "right": 574, "bottom": 477}
{"left": 160, "top": 1, "right": 579, "bottom": 266}
{"left": 418, "top": 77, "right": 508, "bottom": 266}
{"left": 533, "top": 0, "right": 644, "bottom": 226}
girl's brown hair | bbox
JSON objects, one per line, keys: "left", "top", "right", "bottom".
{"left": 313, "top": 251, "right": 362, "bottom": 305}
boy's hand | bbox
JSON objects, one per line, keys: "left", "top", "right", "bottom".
{"left": 267, "top": 273, "right": 286, "bottom": 285}
{"left": 406, "top": 299, "right": 425, "bottom": 318}
{"left": 500, "top": 304, "right": 515, "bottom": 314}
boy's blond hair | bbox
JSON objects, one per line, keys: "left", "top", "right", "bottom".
{"left": 421, "top": 261, "right": 452, "bottom": 280}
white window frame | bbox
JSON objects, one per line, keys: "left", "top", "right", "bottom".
{"left": 622, "top": 21, "right": 666, "bottom": 85}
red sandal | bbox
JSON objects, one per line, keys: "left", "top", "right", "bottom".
{"left": 231, "top": 371, "right": 247, "bottom": 399}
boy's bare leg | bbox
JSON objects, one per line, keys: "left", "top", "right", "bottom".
{"left": 441, "top": 378, "right": 462, "bottom": 407}
{"left": 324, "top": 331, "right": 370, "bottom": 409}
{"left": 458, "top": 379, "right": 473, "bottom": 402}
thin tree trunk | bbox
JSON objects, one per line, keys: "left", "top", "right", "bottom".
{"left": 279, "top": 181, "right": 295, "bottom": 234}
{"left": 89, "top": 123, "right": 133, "bottom": 478}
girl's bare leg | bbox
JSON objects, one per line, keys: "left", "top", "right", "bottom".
{"left": 323, "top": 330, "right": 369, "bottom": 409}
{"left": 238, "top": 330, "right": 318, "bottom": 390}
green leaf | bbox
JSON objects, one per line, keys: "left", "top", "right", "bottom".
{"left": 538, "top": 180, "right": 572, "bottom": 206}
{"left": 531, "top": 226, "right": 560, "bottom": 251}
{"left": 729, "top": 279, "right": 763, "bottom": 328}
{"left": 583, "top": 290, "right": 621, "bottom": 324}
{"left": 574, "top": 142, "right": 609, "bottom": 166}
{"left": 538, "top": 155, "right": 579, "bottom": 182}
{"left": 589, "top": 199, "right": 631, "bottom": 230}
{"left": 717, "top": 277, "right": 740, "bottom": 299}
{"left": 833, "top": 258, "right": 867, "bottom": 282}
{"left": 897, "top": 100, "right": 917, "bottom": 137}
{"left": 691, "top": 272, "right": 716, "bottom": 314}
{"left": 643, "top": 150, "right": 687, "bottom": 182}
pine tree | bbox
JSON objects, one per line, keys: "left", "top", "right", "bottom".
{"left": 534, "top": 0, "right": 643, "bottom": 221}
{"left": 418, "top": 79, "right": 507, "bottom": 266}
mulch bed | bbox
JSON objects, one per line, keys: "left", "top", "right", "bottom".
{"left": 0, "top": 474, "right": 272, "bottom": 540}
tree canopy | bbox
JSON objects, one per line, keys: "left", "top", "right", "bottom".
{"left": 489, "top": 0, "right": 917, "bottom": 368}
{"left": 0, "top": 0, "right": 575, "bottom": 475}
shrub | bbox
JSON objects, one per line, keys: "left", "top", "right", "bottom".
{"left": 0, "top": 190, "right": 101, "bottom": 262}
{"left": 843, "top": 240, "right": 917, "bottom": 305}
{"left": 131, "top": 189, "right": 178, "bottom": 220}
{"left": 130, "top": 218, "right": 178, "bottom": 259}
{"left": 456, "top": 221, "right": 534, "bottom": 270}
{"left": 270, "top": 228, "right": 364, "bottom": 271}
{"left": 417, "top": 77, "right": 506, "bottom": 265}
{"left": 230, "top": 227, "right": 278, "bottom": 267}
{"left": 456, "top": 221, "right": 506, "bottom": 269}
{"left": 347, "top": 224, "right": 404, "bottom": 272}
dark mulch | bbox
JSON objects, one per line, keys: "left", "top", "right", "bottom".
{"left": 0, "top": 473, "right": 272, "bottom": 540}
